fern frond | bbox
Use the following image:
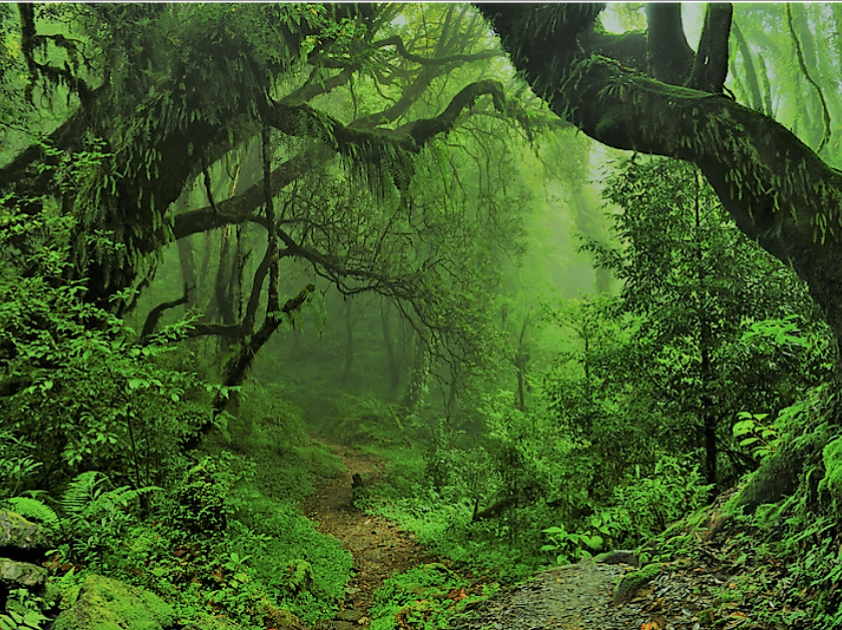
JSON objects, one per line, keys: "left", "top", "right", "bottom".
{"left": 90, "top": 485, "right": 160, "bottom": 515}
{"left": 2, "top": 496, "right": 59, "bottom": 529}
{"left": 61, "top": 471, "right": 108, "bottom": 518}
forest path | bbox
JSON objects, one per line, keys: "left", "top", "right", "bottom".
{"left": 301, "top": 439, "right": 442, "bottom": 629}
{"left": 300, "top": 440, "right": 724, "bottom": 630}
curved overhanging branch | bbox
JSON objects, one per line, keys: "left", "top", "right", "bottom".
{"left": 261, "top": 79, "right": 507, "bottom": 161}
{"left": 478, "top": 2, "right": 842, "bottom": 343}
{"left": 563, "top": 57, "right": 842, "bottom": 333}
{"left": 373, "top": 35, "right": 502, "bottom": 66}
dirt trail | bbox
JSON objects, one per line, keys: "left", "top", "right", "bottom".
{"left": 302, "top": 446, "right": 816, "bottom": 630}
{"left": 302, "top": 440, "right": 442, "bottom": 629}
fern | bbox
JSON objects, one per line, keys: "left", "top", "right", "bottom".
{"left": 60, "top": 471, "right": 108, "bottom": 518}
{"left": 1, "top": 497, "right": 59, "bottom": 530}
{"left": 60, "top": 471, "right": 160, "bottom": 523}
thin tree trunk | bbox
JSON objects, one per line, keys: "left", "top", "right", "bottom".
{"left": 342, "top": 298, "right": 354, "bottom": 383}
{"left": 695, "top": 171, "right": 717, "bottom": 489}
{"left": 176, "top": 235, "right": 197, "bottom": 303}
{"left": 382, "top": 298, "right": 400, "bottom": 398}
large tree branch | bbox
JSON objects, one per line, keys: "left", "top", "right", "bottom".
{"left": 261, "top": 79, "right": 507, "bottom": 161}
{"left": 479, "top": 3, "right": 842, "bottom": 344}
{"left": 140, "top": 286, "right": 190, "bottom": 341}
{"left": 170, "top": 147, "right": 331, "bottom": 242}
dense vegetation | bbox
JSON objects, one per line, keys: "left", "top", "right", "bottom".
{"left": 2, "top": 3, "right": 842, "bottom": 629}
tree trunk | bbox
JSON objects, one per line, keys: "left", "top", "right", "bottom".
{"left": 381, "top": 298, "right": 400, "bottom": 398}
{"left": 478, "top": 3, "right": 842, "bottom": 378}
{"left": 342, "top": 298, "right": 354, "bottom": 384}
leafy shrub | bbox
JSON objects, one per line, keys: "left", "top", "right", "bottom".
{"left": 331, "top": 393, "right": 405, "bottom": 445}
{"left": 370, "top": 564, "right": 497, "bottom": 630}
{"left": 170, "top": 457, "right": 229, "bottom": 534}
{"left": 606, "top": 456, "right": 712, "bottom": 545}
{"left": 0, "top": 432, "right": 42, "bottom": 497}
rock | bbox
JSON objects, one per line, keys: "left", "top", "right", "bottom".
{"left": 0, "top": 510, "right": 54, "bottom": 555}
{"left": 52, "top": 574, "right": 176, "bottom": 630}
{"left": 0, "top": 558, "right": 47, "bottom": 587}
{"left": 335, "top": 609, "right": 364, "bottom": 622}
{"left": 613, "top": 562, "right": 662, "bottom": 604}
{"left": 331, "top": 622, "right": 356, "bottom": 630}
{"left": 594, "top": 550, "right": 640, "bottom": 568}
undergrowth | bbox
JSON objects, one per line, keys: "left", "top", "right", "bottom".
{"left": 369, "top": 563, "right": 500, "bottom": 630}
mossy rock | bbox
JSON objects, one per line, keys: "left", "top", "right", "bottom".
{"left": 0, "top": 558, "right": 47, "bottom": 587}
{"left": 0, "top": 510, "right": 54, "bottom": 552}
{"left": 53, "top": 574, "right": 176, "bottom": 630}
{"left": 613, "top": 562, "right": 661, "bottom": 604}
{"left": 594, "top": 550, "right": 639, "bottom": 567}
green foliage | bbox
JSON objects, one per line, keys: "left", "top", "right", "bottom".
{"left": 606, "top": 457, "right": 712, "bottom": 544}
{"left": 540, "top": 523, "right": 604, "bottom": 565}
{"left": 733, "top": 412, "right": 780, "bottom": 461}
{"left": 0, "top": 200, "right": 212, "bottom": 491}
{"left": 53, "top": 471, "right": 159, "bottom": 570}
{"left": 370, "top": 563, "right": 498, "bottom": 630}
{"left": 1, "top": 497, "right": 59, "bottom": 530}
{"left": 332, "top": 393, "right": 406, "bottom": 445}
{"left": 819, "top": 437, "right": 842, "bottom": 504}
{"left": 0, "top": 588, "right": 51, "bottom": 630}
{"left": 170, "top": 457, "right": 229, "bottom": 534}
{"left": 0, "top": 432, "right": 43, "bottom": 497}
{"left": 576, "top": 157, "right": 828, "bottom": 487}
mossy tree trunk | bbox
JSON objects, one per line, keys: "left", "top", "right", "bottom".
{"left": 478, "top": 3, "right": 842, "bottom": 381}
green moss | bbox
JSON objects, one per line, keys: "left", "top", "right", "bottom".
{"left": 613, "top": 562, "right": 661, "bottom": 604}
{"left": 53, "top": 574, "right": 176, "bottom": 630}
{"left": 0, "top": 510, "right": 54, "bottom": 550}
{"left": 182, "top": 617, "right": 245, "bottom": 630}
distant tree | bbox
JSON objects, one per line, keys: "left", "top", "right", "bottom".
{"left": 585, "top": 158, "right": 828, "bottom": 488}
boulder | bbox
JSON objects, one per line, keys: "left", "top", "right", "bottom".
{"left": 52, "top": 574, "right": 176, "bottom": 630}
{"left": 0, "top": 510, "right": 54, "bottom": 556}
{"left": 0, "top": 558, "right": 47, "bottom": 588}
{"left": 594, "top": 550, "right": 640, "bottom": 568}
{"left": 613, "top": 562, "right": 662, "bottom": 604}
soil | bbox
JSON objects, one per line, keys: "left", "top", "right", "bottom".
{"left": 301, "top": 441, "right": 443, "bottom": 629}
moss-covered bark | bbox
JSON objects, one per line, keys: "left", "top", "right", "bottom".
{"left": 478, "top": 4, "right": 842, "bottom": 364}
